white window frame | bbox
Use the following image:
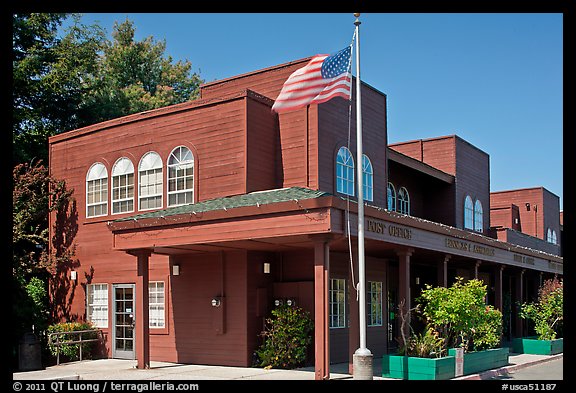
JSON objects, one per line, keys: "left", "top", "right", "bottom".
{"left": 336, "top": 147, "right": 355, "bottom": 197}
{"left": 138, "top": 151, "right": 163, "bottom": 211}
{"left": 398, "top": 187, "right": 410, "bottom": 215}
{"left": 387, "top": 182, "right": 396, "bottom": 211}
{"left": 367, "top": 281, "right": 383, "bottom": 327}
{"left": 87, "top": 283, "right": 108, "bottom": 328}
{"left": 329, "top": 278, "right": 346, "bottom": 329}
{"left": 86, "top": 162, "right": 108, "bottom": 218}
{"left": 474, "top": 199, "right": 483, "bottom": 233}
{"left": 112, "top": 157, "right": 135, "bottom": 214}
{"left": 362, "top": 154, "right": 373, "bottom": 202}
{"left": 464, "top": 195, "right": 474, "bottom": 230}
{"left": 149, "top": 281, "right": 165, "bottom": 328}
{"left": 167, "top": 146, "right": 194, "bottom": 207}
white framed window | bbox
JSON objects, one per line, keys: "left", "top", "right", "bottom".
{"left": 387, "top": 182, "right": 396, "bottom": 211}
{"left": 139, "top": 152, "right": 163, "bottom": 211}
{"left": 362, "top": 154, "right": 373, "bottom": 202}
{"left": 87, "top": 284, "right": 108, "bottom": 328}
{"left": 149, "top": 281, "right": 165, "bottom": 328}
{"left": 112, "top": 157, "right": 135, "bottom": 214}
{"left": 86, "top": 163, "right": 108, "bottom": 218}
{"left": 474, "top": 199, "right": 483, "bottom": 233}
{"left": 330, "top": 278, "right": 346, "bottom": 328}
{"left": 336, "top": 147, "right": 354, "bottom": 197}
{"left": 552, "top": 230, "right": 557, "bottom": 244}
{"left": 167, "top": 146, "right": 194, "bottom": 207}
{"left": 367, "top": 281, "right": 383, "bottom": 326}
{"left": 547, "top": 228, "right": 557, "bottom": 244}
{"left": 464, "top": 195, "right": 474, "bottom": 230}
{"left": 398, "top": 187, "right": 410, "bottom": 215}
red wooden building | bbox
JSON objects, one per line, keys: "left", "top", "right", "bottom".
{"left": 48, "top": 57, "right": 562, "bottom": 379}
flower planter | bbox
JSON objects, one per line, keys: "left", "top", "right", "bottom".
{"left": 382, "top": 354, "right": 456, "bottom": 380}
{"left": 512, "top": 337, "right": 563, "bottom": 355}
{"left": 448, "top": 347, "right": 509, "bottom": 376}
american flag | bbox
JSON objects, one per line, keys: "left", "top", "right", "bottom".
{"left": 272, "top": 46, "right": 352, "bottom": 113}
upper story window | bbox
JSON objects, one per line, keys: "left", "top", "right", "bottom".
{"left": 112, "top": 157, "right": 135, "bottom": 214}
{"left": 362, "top": 154, "right": 373, "bottom": 202}
{"left": 168, "top": 146, "right": 194, "bottom": 207}
{"left": 139, "top": 151, "right": 163, "bottom": 211}
{"left": 387, "top": 182, "right": 396, "bottom": 211}
{"left": 86, "top": 162, "right": 108, "bottom": 218}
{"left": 547, "top": 228, "right": 557, "bottom": 244}
{"left": 336, "top": 146, "right": 354, "bottom": 197}
{"left": 397, "top": 187, "right": 410, "bottom": 215}
{"left": 474, "top": 199, "right": 483, "bottom": 233}
{"left": 464, "top": 195, "right": 474, "bottom": 230}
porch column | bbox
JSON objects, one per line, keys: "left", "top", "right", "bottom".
{"left": 314, "top": 240, "right": 330, "bottom": 380}
{"left": 134, "top": 249, "right": 151, "bottom": 369}
{"left": 494, "top": 266, "right": 504, "bottom": 311}
{"left": 437, "top": 254, "right": 450, "bottom": 287}
{"left": 515, "top": 269, "right": 525, "bottom": 338}
{"left": 474, "top": 260, "right": 482, "bottom": 279}
{"left": 397, "top": 249, "right": 413, "bottom": 340}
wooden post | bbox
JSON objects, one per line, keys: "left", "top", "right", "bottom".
{"left": 495, "top": 266, "right": 504, "bottom": 311}
{"left": 475, "top": 260, "right": 482, "bottom": 279}
{"left": 437, "top": 255, "right": 450, "bottom": 287}
{"left": 515, "top": 270, "right": 525, "bottom": 337}
{"left": 314, "top": 240, "right": 330, "bottom": 380}
{"left": 397, "top": 249, "right": 413, "bottom": 340}
{"left": 135, "top": 250, "right": 151, "bottom": 369}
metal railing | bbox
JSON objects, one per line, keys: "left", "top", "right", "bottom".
{"left": 47, "top": 329, "right": 104, "bottom": 365}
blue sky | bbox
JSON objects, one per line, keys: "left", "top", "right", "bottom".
{"left": 62, "top": 13, "right": 563, "bottom": 209}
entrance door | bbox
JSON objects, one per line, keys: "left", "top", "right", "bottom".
{"left": 113, "top": 284, "right": 136, "bottom": 359}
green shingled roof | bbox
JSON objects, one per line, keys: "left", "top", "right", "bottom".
{"left": 114, "top": 187, "right": 332, "bottom": 222}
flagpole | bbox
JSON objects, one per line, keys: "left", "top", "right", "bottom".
{"left": 352, "top": 12, "right": 373, "bottom": 380}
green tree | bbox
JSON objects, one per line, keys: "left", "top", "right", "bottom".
{"left": 520, "top": 277, "right": 563, "bottom": 340}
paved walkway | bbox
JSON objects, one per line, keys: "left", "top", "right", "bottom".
{"left": 12, "top": 353, "right": 562, "bottom": 381}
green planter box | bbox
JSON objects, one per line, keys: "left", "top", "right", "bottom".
{"left": 512, "top": 337, "right": 563, "bottom": 355}
{"left": 448, "top": 347, "right": 509, "bottom": 376}
{"left": 382, "top": 354, "right": 455, "bottom": 380}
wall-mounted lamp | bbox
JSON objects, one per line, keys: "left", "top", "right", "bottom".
{"left": 263, "top": 262, "right": 271, "bottom": 274}
{"left": 70, "top": 271, "right": 77, "bottom": 281}
{"left": 286, "top": 298, "right": 296, "bottom": 307}
{"left": 172, "top": 264, "right": 180, "bottom": 276}
{"left": 274, "top": 299, "right": 283, "bottom": 307}
{"left": 211, "top": 297, "right": 221, "bottom": 307}
{"left": 415, "top": 277, "right": 420, "bottom": 285}
{"left": 525, "top": 203, "right": 531, "bottom": 211}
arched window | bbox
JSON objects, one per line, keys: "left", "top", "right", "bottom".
{"left": 362, "top": 154, "right": 373, "bottom": 202}
{"left": 552, "top": 230, "right": 557, "bottom": 244}
{"left": 336, "top": 147, "right": 354, "bottom": 197}
{"left": 547, "top": 228, "right": 557, "bottom": 244}
{"left": 86, "top": 162, "right": 108, "bottom": 217}
{"left": 397, "top": 187, "right": 410, "bottom": 215}
{"left": 112, "top": 157, "right": 135, "bottom": 214}
{"left": 464, "top": 195, "right": 474, "bottom": 230}
{"left": 139, "top": 151, "right": 163, "bottom": 210}
{"left": 547, "top": 228, "right": 553, "bottom": 243}
{"left": 168, "top": 146, "right": 194, "bottom": 206}
{"left": 387, "top": 182, "right": 396, "bottom": 211}
{"left": 474, "top": 199, "right": 483, "bottom": 233}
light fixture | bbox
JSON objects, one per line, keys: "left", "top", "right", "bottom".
{"left": 286, "top": 298, "right": 296, "bottom": 307}
{"left": 274, "top": 299, "right": 283, "bottom": 307}
{"left": 172, "top": 264, "right": 180, "bottom": 276}
{"left": 263, "top": 262, "right": 271, "bottom": 274}
{"left": 211, "top": 297, "right": 221, "bottom": 307}
{"left": 415, "top": 277, "right": 420, "bottom": 285}
{"left": 70, "top": 271, "right": 77, "bottom": 281}
{"left": 525, "top": 203, "right": 531, "bottom": 211}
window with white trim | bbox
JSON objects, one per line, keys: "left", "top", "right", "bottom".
{"left": 112, "top": 157, "right": 135, "bottom": 214}
{"left": 474, "top": 199, "right": 483, "bottom": 233}
{"left": 139, "top": 152, "right": 163, "bottom": 210}
{"left": 547, "top": 228, "right": 557, "bottom": 244}
{"left": 168, "top": 146, "right": 194, "bottom": 206}
{"left": 86, "top": 163, "right": 108, "bottom": 218}
{"left": 367, "top": 281, "right": 383, "bottom": 326}
{"left": 387, "top": 182, "right": 396, "bottom": 211}
{"left": 329, "top": 278, "right": 346, "bottom": 328}
{"left": 87, "top": 284, "right": 108, "bottom": 328}
{"left": 149, "top": 281, "right": 165, "bottom": 328}
{"left": 336, "top": 147, "right": 354, "bottom": 197}
{"left": 397, "top": 187, "right": 410, "bottom": 215}
{"left": 362, "top": 154, "right": 373, "bottom": 202}
{"left": 464, "top": 195, "right": 474, "bottom": 230}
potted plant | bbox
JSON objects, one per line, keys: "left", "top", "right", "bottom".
{"left": 417, "top": 278, "right": 508, "bottom": 376}
{"left": 513, "top": 277, "right": 563, "bottom": 355}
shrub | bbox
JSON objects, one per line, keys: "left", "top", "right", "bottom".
{"left": 520, "top": 277, "right": 563, "bottom": 340}
{"left": 256, "top": 305, "right": 313, "bottom": 369}
{"left": 399, "top": 327, "right": 446, "bottom": 358}
{"left": 47, "top": 322, "right": 99, "bottom": 361}
{"left": 417, "top": 277, "right": 502, "bottom": 352}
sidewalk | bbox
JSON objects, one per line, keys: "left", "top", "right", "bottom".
{"left": 12, "top": 353, "right": 562, "bottom": 381}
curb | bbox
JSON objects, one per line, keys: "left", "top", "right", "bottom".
{"left": 454, "top": 354, "right": 563, "bottom": 380}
